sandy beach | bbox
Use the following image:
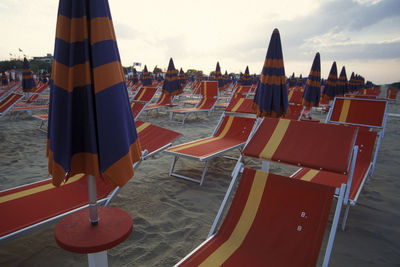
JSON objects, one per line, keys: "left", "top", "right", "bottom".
{"left": 1, "top": 88, "right": 400, "bottom": 266}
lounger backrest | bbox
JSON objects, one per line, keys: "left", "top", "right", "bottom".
{"left": 179, "top": 168, "right": 335, "bottom": 266}
{"left": 287, "top": 89, "right": 304, "bottom": 105}
{"left": 0, "top": 93, "right": 23, "bottom": 113}
{"left": 195, "top": 96, "right": 217, "bottom": 110}
{"left": 201, "top": 81, "right": 218, "bottom": 98}
{"left": 155, "top": 92, "right": 172, "bottom": 105}
{"left": 130, "top": 102, "right": 146, "bottom": 118}
{"left": 386, "top": 88, "right": 398, "bottom": 100}
{"left": 327, "top": 97, "right": 387, "bottom": 129}
{"left": 224, "top": 97, "right": 256, "bottom": 115}
{"left": 243, "top": 118, "right": 358, "bottom": 174}
{"left": 285, "top": 104, "right": 305, "bottom": 120}
{"left": 135, "top": 120, "right": 181, "bottom": 157}
{"left": 133, "top": 86, "right": 157, "bottom": 102}
{"left": 233, "top": 85, "right": 252, "bottom": 98}
{"left": 213, "top": 115, "right": 257, "bottom": 139}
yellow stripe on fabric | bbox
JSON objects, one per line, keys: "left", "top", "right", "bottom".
{"left": 300, "top": 169, "right": 319, "bottom": 181}
{"left": 231, "top": 98, "right": 245, "bottom": 112}
{"left": 259, "top": 119, "right": 290, "bottom": 160}
{"left": 199, "top": 170, "right": 268, "bottom": 266}
{"left": 288, "top": 90, "right": 294, "bottom": 101}
{"left": 169, "top": 116, "right": 234, "bottom": 152}
{"left": 0, "top": 174, "right": 84, "bottom": 204}
{"left": 338, "top": 99, "right": 350, "bottom": 122}
{"left": 136, "top": 122, "right": 151, "bottom": 133}
{"left": 263, "top": 58, "right": 284, "bottom": 68}
{"left": 1, "top": 95, "right": 19, "bottom": 109}
{"left": 203, "top": 82, "right": 208, "bottom": 97}
{"left": 135, "top": 88, "right": 146, "bottom": 101}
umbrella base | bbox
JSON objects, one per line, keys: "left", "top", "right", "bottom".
{"left": 54, "top": 206, "right": 133, "bottom": 254}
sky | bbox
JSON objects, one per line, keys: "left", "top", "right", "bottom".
{"left": 0, "top": 0, "right": 399, "bottom": 84}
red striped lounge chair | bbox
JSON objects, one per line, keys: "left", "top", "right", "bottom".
{"left": 386, "top": 88, "right": 398, "bottom": 101}
{"left": 176, "top": 117, "right": 355, "bottom": 266}
{"left": 0, "top": 175, "right": 116, "bottom": 244}
{"left": 0, "top": 93, "right": 24, "bottom": 119}
{"left": 292, "top": 97, "right": 388, "bottom": 230}
{"left": 131, "top": 86, "right": 158, "bottom": 102}
{"left": 168, "top": 81, "right": 219, "bottom": 124}
{"left": 165, "top": 113, "right": 259, "bottom": 185}
{"left": 0, "top": 120, "right": 181, "bottom": 244}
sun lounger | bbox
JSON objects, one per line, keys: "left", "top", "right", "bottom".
{"left": 0, "top": 175, "right": 116, "bottom": 244}
{"left": 176, "top": 117, "right": 354, "bottom": 266}
{"left": 0, "top": 93, "right": 24, "bottom": 119}
{"left": 292, "top": 97, "right": 388, "bottom": 229}
{"left": 166, "top": 113, "right": 259, "bottom": 185}
{"left": 0, "top": 119, "right": 181, "bottom": 244}
{"left": 168, "top": 81, "right": 219, "bottom": 124}
{"left": 386, "top": 88, "right": 398, "bottom": 101}
{"left": 130, "top": 86, "right": 158, "bottom": 102}
{"left": 144, "top": 92, "right": 177, "bottom": 112}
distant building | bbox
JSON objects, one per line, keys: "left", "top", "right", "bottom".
{"left": 33, "top": 53, "right": 52, "bottom": 64}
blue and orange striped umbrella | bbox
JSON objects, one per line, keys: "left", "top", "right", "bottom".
{"left": 179, "top": 68, "right": 186, "bottom": 86}
{"left": 215, "top": 62, "right": 224, "bottom": 87}
{"left": 337, "top": 66, "right": 347, "bottom": 96}
{"left": 288, "top": 72, "right": 296, "bottom": 88}
{"left": 22, "top": 57, "right": 35, "bottom": 92}
{"left": 140, "top": 65, "right": 153, "bottom": 86}
{"left": 302, "top": 52, "right": 321, "bottom": 107}
{"left": 322, "top": 61, "right": 338, "bottom": 100}
{"left": 240, "top": 66, "right": 252, "bottom": 85}
{"left": 1, "top": 71, "right": 8, "bottom": 86}
{"left": 42, "top": 71, "right": 48, "bottom": 84}
{"left": 162, "top": 57, "right": 182, "bottom": 96}
{"left": 132, "top": 67, "right": 139, "bottom": 84}
{"left": 297, "top": 74, "right": 303, "bottom": 87}
{"left": 47, "top": 0, "right": 142, "bottom": 189}
{"left": 253, "top": 28, "right": 288, "bottom": 117}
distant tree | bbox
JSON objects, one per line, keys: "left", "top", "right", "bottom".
{"left": 29, "top": 60, "right": 52, "bottom": 73}
{"left": 186, "top": 69, "right": 203, "bottom": 78}
{"left": 0, "top": 60, "right": 23, "bottom": 72}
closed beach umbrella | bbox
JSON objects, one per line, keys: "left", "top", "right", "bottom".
{"left": 253, "top": 28, "right": 288, "bottom": 117}
{"left": 240, "top": 66, "right": 252, "bottom": 85}
{"left": 289, "top": 72, "right": 296, "bottom": 88}
{"left": 214, "top": 62, "right": 223, "bottom": 87}
{"left": 1, "top": 71, "right": 8, "bottom": 86}
{"left": 47, "top": 0, "right": 142, "bottom": 190}
{"left": 162, "top": 57, "right": 182, "bottom": 96}
{"left": 322, "top": 61, "right": 338, "bottom": 100}
{"left": 132, "top": 67, "right": 139, "bottom": 84}
{"left": 297, "top": 74, "right": 303, "bottom": 87}
{"left": 302, "top": 52, "right": 321, "bottom": 107}
{"left": 22, "top": 57, "right": 35, "bottom": 92}
{"left": 141, "top": 65, "right": 152, "bottom": 86}
{"left": 179, "top": 68, "right": 186, "bottom": 86}
{"left": 337, "top": 66, "right": 347, "bottom": 96}
{"left": 42, "top": 71, "right": 48, "bottom": 84}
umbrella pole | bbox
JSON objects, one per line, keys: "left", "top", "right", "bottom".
{"left": 88, "top": 175, "right": 99, "bottom": 225}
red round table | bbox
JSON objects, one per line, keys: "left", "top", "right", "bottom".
{"left": 54, "top": 206, "right": 133, "bottom": 254}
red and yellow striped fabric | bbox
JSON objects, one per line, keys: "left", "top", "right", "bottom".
{"left": 329, "top": 98, "right": 387, "bottom": 127}
{"left": 179, "top": 168, "right": 334, "bottom": 266}
{"left": 132, "top": 87, "right": 157, "bottom": 102}
{"left": 225, "top": 97, "right": 257, "bottom": 115}
{"left": 135, "top": 120, "right": 181, "bottom": 156}
{"left": 292, "top": 129, "right": 376, "bottom": 201}
{"left": 0, "top": 174, "right": 111, "bottom": 238}
{"left": 242, "top": 118, "right": 357, "bottom": 174}
{"left": 0, "top": 93, "right": 23, "bottom": 113}
{"left": 167, "top": 116, "right": 256, "bottom": 159}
